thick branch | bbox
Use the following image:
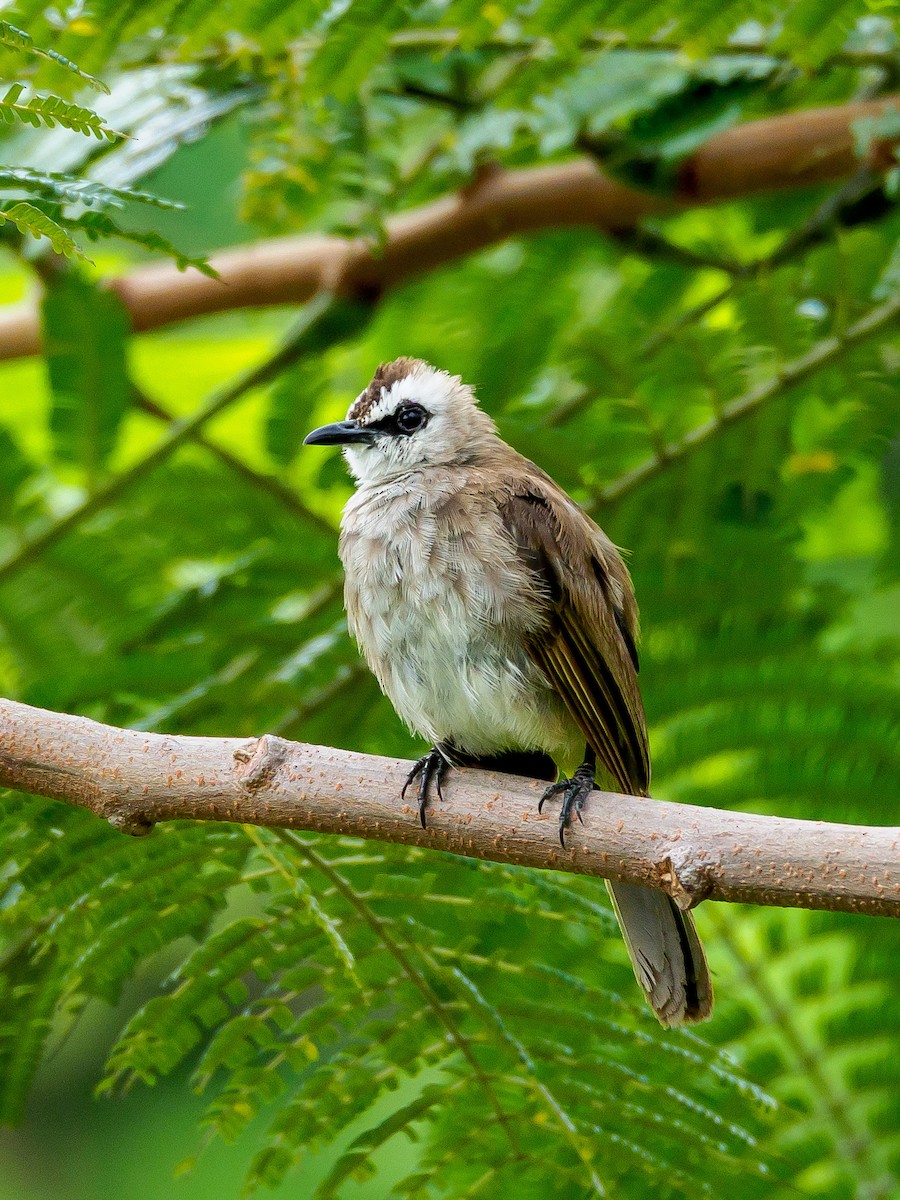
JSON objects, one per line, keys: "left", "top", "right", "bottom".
{"left": 0, "top": 97, "right": 896, "bottom": 360}
{"left": 1, "top": 698, "right": 896, "bottom": 918}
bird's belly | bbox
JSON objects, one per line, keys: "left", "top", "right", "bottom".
{"left": 348, "top": 576, "right": 575, "bottom": 759}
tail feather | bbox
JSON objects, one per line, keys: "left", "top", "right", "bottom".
{"left": 606, "top": 880, "right": 713, "bottom": 1026}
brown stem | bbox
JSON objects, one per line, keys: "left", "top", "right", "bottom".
{"left": 0, "top": 97, "right": 896, "bottom": 361}
{"left": 1, "top": 698, "right": 896, "bottom": 918}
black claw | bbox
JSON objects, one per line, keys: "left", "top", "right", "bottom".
{"left": 539, "top": 756, "right": 597, "bottom": 849}
{"left": 402, "top": 748, "right": 449, "bottom": 828}
{"left": 538, "top": 779, "right": 566, "bottom": 816}
{"left": 400, "top": 764, "right": 417, "bottom": 802}
{"left": 418, "top": 770, "right": 429, "bottom": 828}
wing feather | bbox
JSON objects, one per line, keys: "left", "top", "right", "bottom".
{"left": 499, "top": 486, "right": 650, "bottom": 795}
{"left": 531, "top": 631, "right": 633, "bottom": 790}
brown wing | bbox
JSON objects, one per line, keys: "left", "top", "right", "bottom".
{"left": 499, "top": 485, "right": 650, "bottom": 796}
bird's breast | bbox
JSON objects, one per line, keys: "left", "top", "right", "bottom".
{"left": 338, "top": 481, "right": 573, "bottom": 756}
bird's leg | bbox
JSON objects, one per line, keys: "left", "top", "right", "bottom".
{"left": 401, "top": 746, "right": 451, "bottom": 828}
{"left": 538, "top": 748, "right": 597, "bottom": 848}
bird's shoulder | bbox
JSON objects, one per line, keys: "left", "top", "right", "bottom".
{"left": 482, "top": 456, "right": 639, "bottom": 672}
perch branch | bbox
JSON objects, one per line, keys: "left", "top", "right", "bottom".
{"left": 0, "top": 96, "right": 896, "bottom": 360}
{"left": 1, "top": 698, "right": 896, "bottom": 918}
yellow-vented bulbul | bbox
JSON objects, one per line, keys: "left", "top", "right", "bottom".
{"left": 305, "top": 358, "right": 713, "bottom": 1026}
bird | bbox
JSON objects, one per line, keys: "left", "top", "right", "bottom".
{"left": 304, "top": 357, "right": 712, "bottom": 1026}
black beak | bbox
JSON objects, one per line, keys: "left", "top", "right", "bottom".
{"left": 303, "top": 420, "right": 375, "bottom": 447}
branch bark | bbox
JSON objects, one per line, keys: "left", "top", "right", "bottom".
{"left": 0, "top": 96, "right": 897, "bottom": 361}
{"left": 1, "top": 698, "right": 896, "bottom": 918}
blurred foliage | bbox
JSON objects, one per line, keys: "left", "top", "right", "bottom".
{"left": 0, "top": 26, "right": 218, "bottom": 266}
{"left": 0, "top": 1, "right": 899, "bottom": 1198}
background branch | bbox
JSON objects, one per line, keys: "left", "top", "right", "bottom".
{"left": 0, "top": 96, "right": 896, "bottom": 361}
{"left": 1, "top": 698, "right": 896, "bottom": 918}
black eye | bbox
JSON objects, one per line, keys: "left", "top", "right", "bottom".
{"left": 394, "top": 404, "right": 427, "bottom": 434}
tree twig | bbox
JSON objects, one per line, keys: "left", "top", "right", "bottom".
{"left": 590, "top": 292, "right": 900, "bottom": 509}
{"left": 0, "top": 294, "right": 368, "bottom": 588}
{"left": 1, "top": 698, "right": 896, "bottom": 918}
{"left": 132, "top": 385, "right": 337, "bottom": 539}
{"left": 0, "top": 97, "right": 895, "bottom": 361}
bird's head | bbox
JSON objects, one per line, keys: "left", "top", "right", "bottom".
{"left": 303, "top": 358, "right": 498, "bottom": 484}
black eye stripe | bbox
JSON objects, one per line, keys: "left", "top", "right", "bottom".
{"left": 367, "top": 404, "right": 428, "bottom": 436}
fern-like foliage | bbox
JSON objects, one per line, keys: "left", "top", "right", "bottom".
{"left": 0, "top": 166, "right": 183, "bottom": 209}
{"left": 1, "top": 796, "right": 780, "bottom": 1198}
{"left": 0, "top": 37, "right": 210, "bottom": 266}
{"left": 0, "top": 794, "right": 252, "bottom": 1123}
{"left": 0, "top": 198, "right": 84, "bottom": 257}
{"left": 708, "top": 904, "right": 900, "bottom": 1200}
{"left": 0, "top": 82, "right": 120, "bottom": 139}
{"left": 0, "top": 20, "right": 108, "bottom": 92}
{"left": 67, "top": 211, "right": 220, "bottom": 277}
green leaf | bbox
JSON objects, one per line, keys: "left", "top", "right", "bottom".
{"left": 65, "top": 211, "right": 218, "bottom": 276}
{"left": 302, "top": 0, "right": 399, "bottom": 105}
{"left": 873, "top": 236, "right": 900, "bottom": 301}
{"left": 40, "top": 273, "right": 132, "bottom": 482}
{"left": 534, "top": 50, "right": 692, "bottom": 155}
{"left": 0, "top": 166, "right": 182, "bottom": 211}
{"left": 0, "top": 200, "right": 87, "bottom": 259}
{"left": 0, "top": 21, "right": 109, "bottom": 93}
{"left": 0, "top": 426, "right": 32, "bottom": 505}
{"left": 0, "top": 85, "right": 121, "bottom": 140}
{"left": 265, "top": 360, "right": 325, "bottom": 467}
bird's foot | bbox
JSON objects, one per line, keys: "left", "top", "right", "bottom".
{"left": 539, "top": 759, "right": 597, "bottom": 848}
{"left": 401, "top": 747, "right": 450, "bottom": 828}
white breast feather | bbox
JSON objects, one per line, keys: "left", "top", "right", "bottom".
{"left": 340, "top": 479, "right": 578, "bottom": 760}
